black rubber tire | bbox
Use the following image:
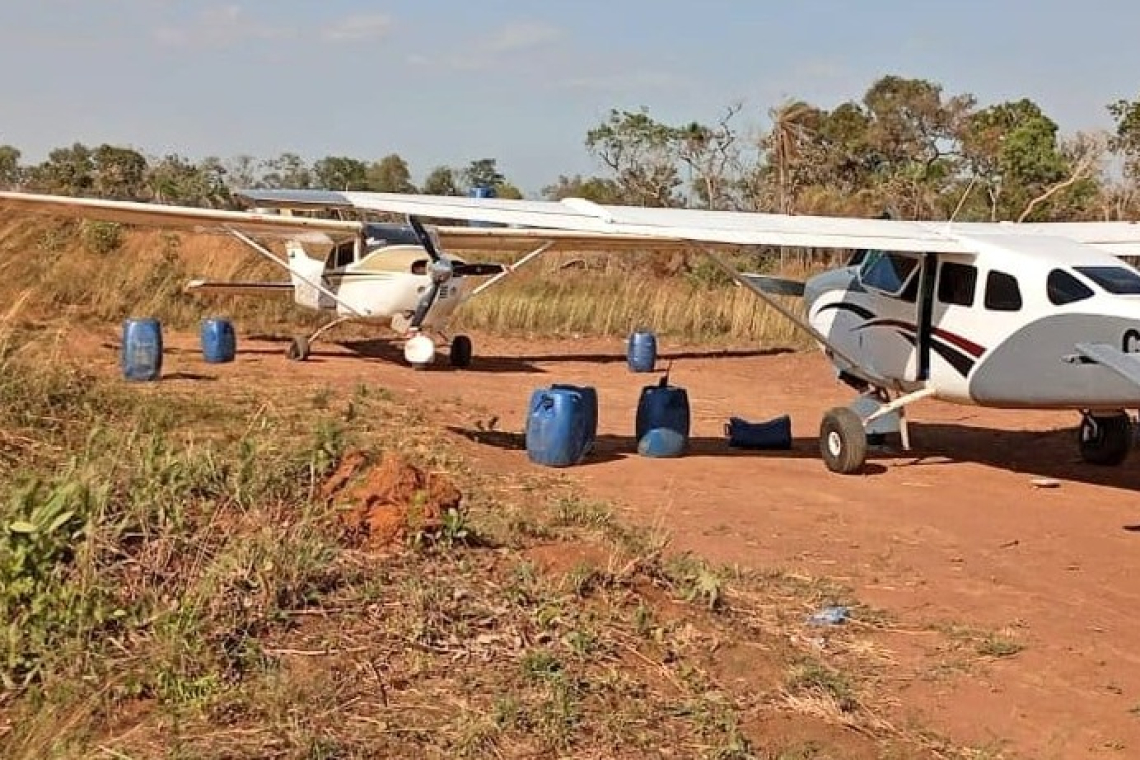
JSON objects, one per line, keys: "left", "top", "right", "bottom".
{"left": 449, "top": 334, "right": 473, "bottom": 368}
{"left": 287, "top": 336, "right": 310, "bottom": 361}
{"left": 819, "top": 406, "right": 868, "bottom": 474}
{"left": 1078, "top": 412, "right": 1132, "bottom": 466}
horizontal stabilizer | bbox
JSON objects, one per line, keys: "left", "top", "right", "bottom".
{"left": 1073, "top": 342, "right": 1140, "bottom": 387}
{"left": 738, "top": 273, "right": 806, "bottom": 297}
{"left": 184, "top": 279, "right": 293, "bottom": 296}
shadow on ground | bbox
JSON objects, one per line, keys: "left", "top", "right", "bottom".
{"left": 447, "top": 421, "right": 1140, "bottom": 491}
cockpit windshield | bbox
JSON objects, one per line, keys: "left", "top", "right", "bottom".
{"left": 857, "top": 250, "right": 920, "bottom": 296}
{"left": 363, "top": 223, "right": 425, "bottom": 248}
{"left": 1073, "top": 265, "right": 1140, "bottom": 295}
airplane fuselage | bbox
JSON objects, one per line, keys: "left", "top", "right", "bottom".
{"left": 286, "top": 240, "right": 474, "bottom": 332}
{"left": 804, "top": 232, "right": 1140, "bottom": 411}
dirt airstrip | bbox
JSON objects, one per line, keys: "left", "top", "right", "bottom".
{"left": 59, "top": 326, "right": 1140, "bottom": 759}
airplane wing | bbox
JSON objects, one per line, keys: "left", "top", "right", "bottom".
{"left": 239, "top": 189, "right": 1140, "bottom": 257}
{"left": 237, "top": 189, "right": 974, "bottom": 254}
{"left": 0, "top": 190, "right": 362, "bottom": 242}
{"left": 952, "top": 221, "right": 1140, "bottom": 257}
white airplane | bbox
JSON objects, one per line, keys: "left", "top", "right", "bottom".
{"left": 0, "top": 189, "right": 689, "bottom": 368}
{"left": 4, "top": 187, "right": 1140, "bottom": 475}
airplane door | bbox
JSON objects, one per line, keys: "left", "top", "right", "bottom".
{"left": 926, "top": 258, "right": 982, "bottom": 393}
{"left": 857, "top": 251, "right": 924, "bottom": 383}
{"left": 286, "top": 241, "right": 335, "bottom": 310}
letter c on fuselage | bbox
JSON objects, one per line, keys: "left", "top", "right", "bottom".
{"left": 1123, "top": 328, "right": 1140, "bottom": 353}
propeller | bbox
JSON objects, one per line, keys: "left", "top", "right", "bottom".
{"left": 405, "top": 215, "right": 505, "bottom": 330}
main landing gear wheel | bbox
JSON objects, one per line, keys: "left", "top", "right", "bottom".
{"left": 1078, "top": 411, "right": 1132, "bottom": 465}
{"left": 449, "top": 334, "right": 473, "bottom": 368}
{"left": 820, "top": 406, "right": 868, "bottom": 474}
{"left": 287, "top": 336, "right": 310, "bottom": 361}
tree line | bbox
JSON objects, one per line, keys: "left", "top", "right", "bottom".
{"left": 2, "top": 74, "right": 1139, "bottom": 223}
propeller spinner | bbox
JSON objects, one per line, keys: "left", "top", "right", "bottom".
{"left": 405, "top": 216, "right": 505, "bottom": 331}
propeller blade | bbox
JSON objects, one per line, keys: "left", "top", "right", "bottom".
{"left": 407, "top": 216, "right": 441, "bottom": 262}
{"left": 452, "top": 262, "right": 506, "bottom": 277}
{"left": 409, "top": 280, "right": 441, "bottom": 329}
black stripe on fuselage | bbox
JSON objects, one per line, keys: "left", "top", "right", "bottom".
{"left": 815, "top": 302, "right": 978, "bottom": 378}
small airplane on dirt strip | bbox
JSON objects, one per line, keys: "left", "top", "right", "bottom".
{"left": 0, "top": 189, "right": 692, "bottom": 368}
{"left": 5, "top": 188, "right": 1140, "bottom": 476}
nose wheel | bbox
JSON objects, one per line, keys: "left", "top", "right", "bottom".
{"left": 819, "top": 406, "right": 868, "bottom": 474}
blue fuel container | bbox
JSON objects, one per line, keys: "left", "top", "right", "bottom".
{"left": 525, "top": 386, "right": 590, "bottom": 467}
{"left": 635, "top": 378, "right": 690, "bottom": 457}
{"left": 121, "top": 317, "right": 163, "bottom": 382}
{"left": 552, "top": 383, "right": 598, "bottom": 453}
{"left": 200, "top": 317, "right": 236, "bottom": 363}
{"left": 627, "top": 329, "right": 657, "bottom": 373}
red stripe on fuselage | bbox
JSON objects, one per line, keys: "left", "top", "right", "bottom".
{"left": 859, "top": 318, "right": 985, "bottom": 358}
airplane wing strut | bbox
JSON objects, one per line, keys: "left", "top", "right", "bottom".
{"left": 225, "top": 227, "right": 370, "bottom": 318}
{"left": 698, "top": 247, "right": 863, "bottom": 371}
{"left": 462, "top": 240, "right": 556, "bottom": 303}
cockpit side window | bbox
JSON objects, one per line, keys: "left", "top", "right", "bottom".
{"left": 327, "top": 240, "right": 356, "bottom": 269}
{"left": 858, "top": 251, "right": 920, "bottom": 297}
{"left": 938, "top": 261, "right": 977, "bottom": 306}
{"left": 1073, "top": 265, "right": 1140, "bottom": 295}
{"left": 984, "top": 269, "right": 1022, "bottom": 311}
{"left": 1046, "top": 269, "right": 1094, "bottom": 305}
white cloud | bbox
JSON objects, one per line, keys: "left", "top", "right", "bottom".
{"left": 560, "top": 71, "right": 694, "bottom": 92}
{"left": 320, "top": 13, "right": 394, "bottom": 43}
{"left": 483, "top": 21, "right": 561, "bottom": 53}
{"left": 152, "top": 5, "right": 294, "bottom": 48}
{"left": 408, "top": 19, "right": 564, "bottom": 72}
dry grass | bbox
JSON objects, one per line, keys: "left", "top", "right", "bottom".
{"left": 0, "top": 326, "right": 991, "bottom": 759}
{"left": 0, "top": 212, "right": 822, "bottom": 348}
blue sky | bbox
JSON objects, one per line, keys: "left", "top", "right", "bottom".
{"left": 2, "top": 0, "right": 1138, "bottom": 196}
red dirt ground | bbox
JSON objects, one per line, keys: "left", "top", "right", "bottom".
{"left": 64, "top": 326, "right": 1140, "bottom": 759}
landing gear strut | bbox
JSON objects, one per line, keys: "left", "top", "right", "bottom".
{"left": 818, "top": 386, "right": 936, "bottom": 474}
{"left": 1078, "top": 410, "right": 1133, "bottom": 465}
{"left": 286, "top": 317, "right": 352, "bottom": 362}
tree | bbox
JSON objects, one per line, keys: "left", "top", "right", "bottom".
{"left": 367, "top": 153, "right": 417, "bottom": 193}
{"left": 1109, "top": 95, "right": 1140, "bottom": 181}
{"left": 91, "top": 144, "right": 149, "bottom": 200}
{"left": 28, "top": 143, "right": 95, "bottom": 196}
{"left": 585, "top": 107, "right": 683, "bottom": 207}
{"left": 422, "top": 165, "right": 459, "bottom": 196}
{"left": 461, "top": 158, "right": 505, "bottom": 192}
{"left": 542, "top": 174, "right": 623, "bottom": 203}
{"left": 261, "top": 152, "right": 313, "bottom": 189}
{"left": 0, "top": 145, "right": 21, "bottom": 189}
{"left": 312, "top": 156, "right": 369, "bottom": 190}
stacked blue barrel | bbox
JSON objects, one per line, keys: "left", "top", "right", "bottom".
{"left": 200, "top": 317, "right": 236, "bottom": 363}
{"left": 121, "top": 317, "right": 163, "bottom": 381}
{"left": 525, "top": 384, "right": 599, "bottom": 467}
{"left": 635, "top": 374, "right": 690, "bottom": 458}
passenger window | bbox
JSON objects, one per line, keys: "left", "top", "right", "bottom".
{"left": 859, "top": 251, "right": 919, "bottom": 296}
{"left": 938, "top": 262, "right": 977, "bottom": 306}
{"left": 1047, "top": 269, "right": 1094, "bottom": 305}
{"left": 985, "top": 270, "right": 1022, "bottom": 311}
